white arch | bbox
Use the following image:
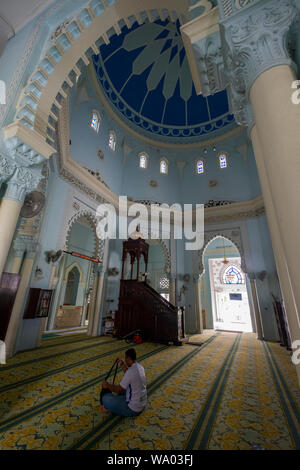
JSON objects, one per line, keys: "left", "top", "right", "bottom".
{"left": 65, "top": 210, "right": 104, "bottom": 259}
{"left": 198, "top": 233, "right": 246, "bottom": 276}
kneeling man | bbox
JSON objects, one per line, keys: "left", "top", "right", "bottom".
{"left": 101, "top": 348, "right": 147, "bottom": 417}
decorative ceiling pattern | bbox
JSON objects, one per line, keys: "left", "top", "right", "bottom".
{"left": 93, "top": 19, "right": 235, "bottom": 142}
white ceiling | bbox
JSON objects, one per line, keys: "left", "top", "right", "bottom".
{"left": 0, "top": 0, "right": 55, "bottom": 37}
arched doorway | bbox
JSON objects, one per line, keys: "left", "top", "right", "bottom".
{"left": 47, "top": 215, "right": 97, "bottom": 332}
{"left": 202, "top": 236, "right": 254, "bottom": 333}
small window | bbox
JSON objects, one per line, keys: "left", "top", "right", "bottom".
{"left": 160, "top": 158, "right": 168, "bottom": 175}
{"left": 139, "top": 152, "right": 148, "bottom": 169}
{"left": 108, "top": 131, "right": 116, "bottom": 151}
{"left": 196, "top": 159, "right": 204, "bottom": 175}
{"left": 90, "top": 110, "right": 100, "bottom": 133}
{"left": 219, "top": 152, "right": 228, "bottom": 169}
{"left": 223, "top": 266, "right": 244, "bottom": 285}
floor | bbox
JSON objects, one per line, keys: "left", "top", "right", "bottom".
{"left": 0, "top": 331, "right": 299, "bottom": 450}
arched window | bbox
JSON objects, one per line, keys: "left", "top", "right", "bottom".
{"left": 139, "top": 152, "right": 148, "bottom": 169}
{"left": 64, "top": 266, "right": 80, "bottom": 305}
{"left": 218, "top": 152, "right": 228, "bottom": 169}
{"left": 196, "top": 159, "right": 205, "bottom": 175}
{"left": 223, "top": 265, "right": 244, "bottom": 285}
{"left": 160, "top": 158, "right": 168, "bottom": 175}
{"left": 108, "top": 130, "right": 116, "bottom": 151}
{"left": 90, "top": 109, "right": 100, "bottom": 133}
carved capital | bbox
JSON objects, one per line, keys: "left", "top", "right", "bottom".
{"left": 220, "top": 0, "right": 298, "bottom": 97}
{"left": 4, "top": 166, "right": 42, "bottom": 203}
{"left": 4, "top": 136, "right": 45, "bottom": 167}
{"left": 0, "top": 153, "right": 16, "bottom": 185}
{"left": 193, "top": 32, "right": 227, "bottom": 97}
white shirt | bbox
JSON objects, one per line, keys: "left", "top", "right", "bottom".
{"left": 120, "top": 362, "right": 147, "bottom": 412}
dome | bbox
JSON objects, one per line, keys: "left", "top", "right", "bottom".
{"left": 92, "top": 18, "right": 235, "bottom": 143}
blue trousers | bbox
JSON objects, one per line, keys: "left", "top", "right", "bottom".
{"left": 102, "top": 391, "right": 141, "bottom": 417}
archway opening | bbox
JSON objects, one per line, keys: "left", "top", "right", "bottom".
{"left": 47, "top": 215, "right": 97, "bottom": 333}
{"left": 202, "top": 236, "right": 253, "bottom": 333}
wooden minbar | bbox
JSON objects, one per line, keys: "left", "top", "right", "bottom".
{"left": 115, "top": 234, "right": 184, "bottom": 345}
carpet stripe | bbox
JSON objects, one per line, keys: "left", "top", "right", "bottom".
{"left": 0, "top": 342, "right": 144, "bottom": 393}
{"left": 0, "top": 338, "right": 117, "bottom": 371}
{"left": 0, "top": 345, "right": 168, "bottom": 433}
{"left": 70, "top": 333, "right": 220, "bottom": 450}
{"left": 185, "top": 334, "right": 241, "bottom": 450}
{"left": 263, "top": 342, "right": 300, "bottom": 449}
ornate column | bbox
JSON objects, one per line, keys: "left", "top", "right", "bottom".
{"left": 0, "top": 166, "right": 41, "bottom": 276}
{"left": 183, "top": 0, "right": 300, "bottom": 382}
{"left": 5, "top": 240, "right": 38, "bottom": 358}
{"left": 219, "top": 0, "right": 300, "bottom": 381}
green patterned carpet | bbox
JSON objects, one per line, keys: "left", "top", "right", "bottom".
{"left": 0, "top": 331, "right": 299, "bottom": 450}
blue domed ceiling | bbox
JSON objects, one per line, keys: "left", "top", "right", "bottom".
{"left": 92, "top": 19, "right": 235, "bottom": 142}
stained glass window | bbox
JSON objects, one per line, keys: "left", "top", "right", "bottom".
{"left": 90, "top": 110, "right": 100, "bottom": 133}
{"left": 160, "top": 159, "right": 168, "bottom": 175}
{"left": 223, "top": 266, "right": 243, "bottom": 285}
{"left": 108, "top": 131, "right": 116, "bottom": 151}
{"left": 196, "top": 160, "right": 204, "bottom": 174}
{"left": 219, "top": 153, "right": 228, "bottom": 169}
{"left": 139, "top": 153, "right": 148, "bottom": 169}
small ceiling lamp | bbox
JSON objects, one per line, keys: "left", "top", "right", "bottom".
{"left": 203, "top": 148, "right": 208, "bottom": 155}
{"left": 222, "top": 238, "right": 229, "bottom": 265}
{"left": 212, "top": 145, "right": 217, "bottom": 152}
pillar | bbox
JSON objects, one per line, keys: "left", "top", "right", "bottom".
{"left": 248, "top": 274, "right": 264, "bottom": 340}
{"left": 10, "top": 253, "right": 24, "bottom": 274}
{"left": 219, "top": 0, "right": 300, "bottom": 385}
{"left": 5, "top": 253, "right": 35, "bottom": 358}
{"left": 251, "top": 126, "right": 300, "bottom": 379}
{"left": 193, "top": 275, "right": 203, "bottom": 334}
{"left": 91, "top": 268, "right": 106, "bottom": 336}
{"left": 0, "top": 167, "right": 40, "bottom": 277}
{"left": 169, "top": 274, "right": 176, "bottom": 306}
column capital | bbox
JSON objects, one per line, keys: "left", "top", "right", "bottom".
{"left": 220, "top": 0, "right": 298, "bottom": 117}
{"left": 0, "top": 153, "right": 16, "bottom": 186}
{"left": 13, "top": 235, "right": 38, "bottom": 259}
{"left": 4, "top": 166, "right": 42, "bottom": 204}
{"left": 93, "top": 263, "right": 106, "bottom": 276}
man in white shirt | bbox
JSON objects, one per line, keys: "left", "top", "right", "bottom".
{"left": 101, "top": 348, "right": 147, "bottom": 417}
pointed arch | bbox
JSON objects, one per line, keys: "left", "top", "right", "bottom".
{"left": 198, "top": 231, "right": 246, "bottom": 276}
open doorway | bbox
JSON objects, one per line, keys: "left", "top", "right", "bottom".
{"left": 203, "top": 236, "right": 253, "bottom": 333}
{"left": 46, "top": 215, "right": 97, "bottom": 333}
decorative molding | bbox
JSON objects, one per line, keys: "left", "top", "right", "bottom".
{"left": 0, "top": 154, "right": 16, "bottom": 185}
{"left": 220, "top": 0, "right": 299, "bottom": 127}
{"left": 4, "top": 166, "right": 41, "bottom": 203}
{"left": 0, "top": 0, "right": 66, "bottom": 128}
{"left": 65, "top": 209, "right": 104, "bottom": 260}
{"left": 204, "top": 195, "right": 264, "bottom": 223}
